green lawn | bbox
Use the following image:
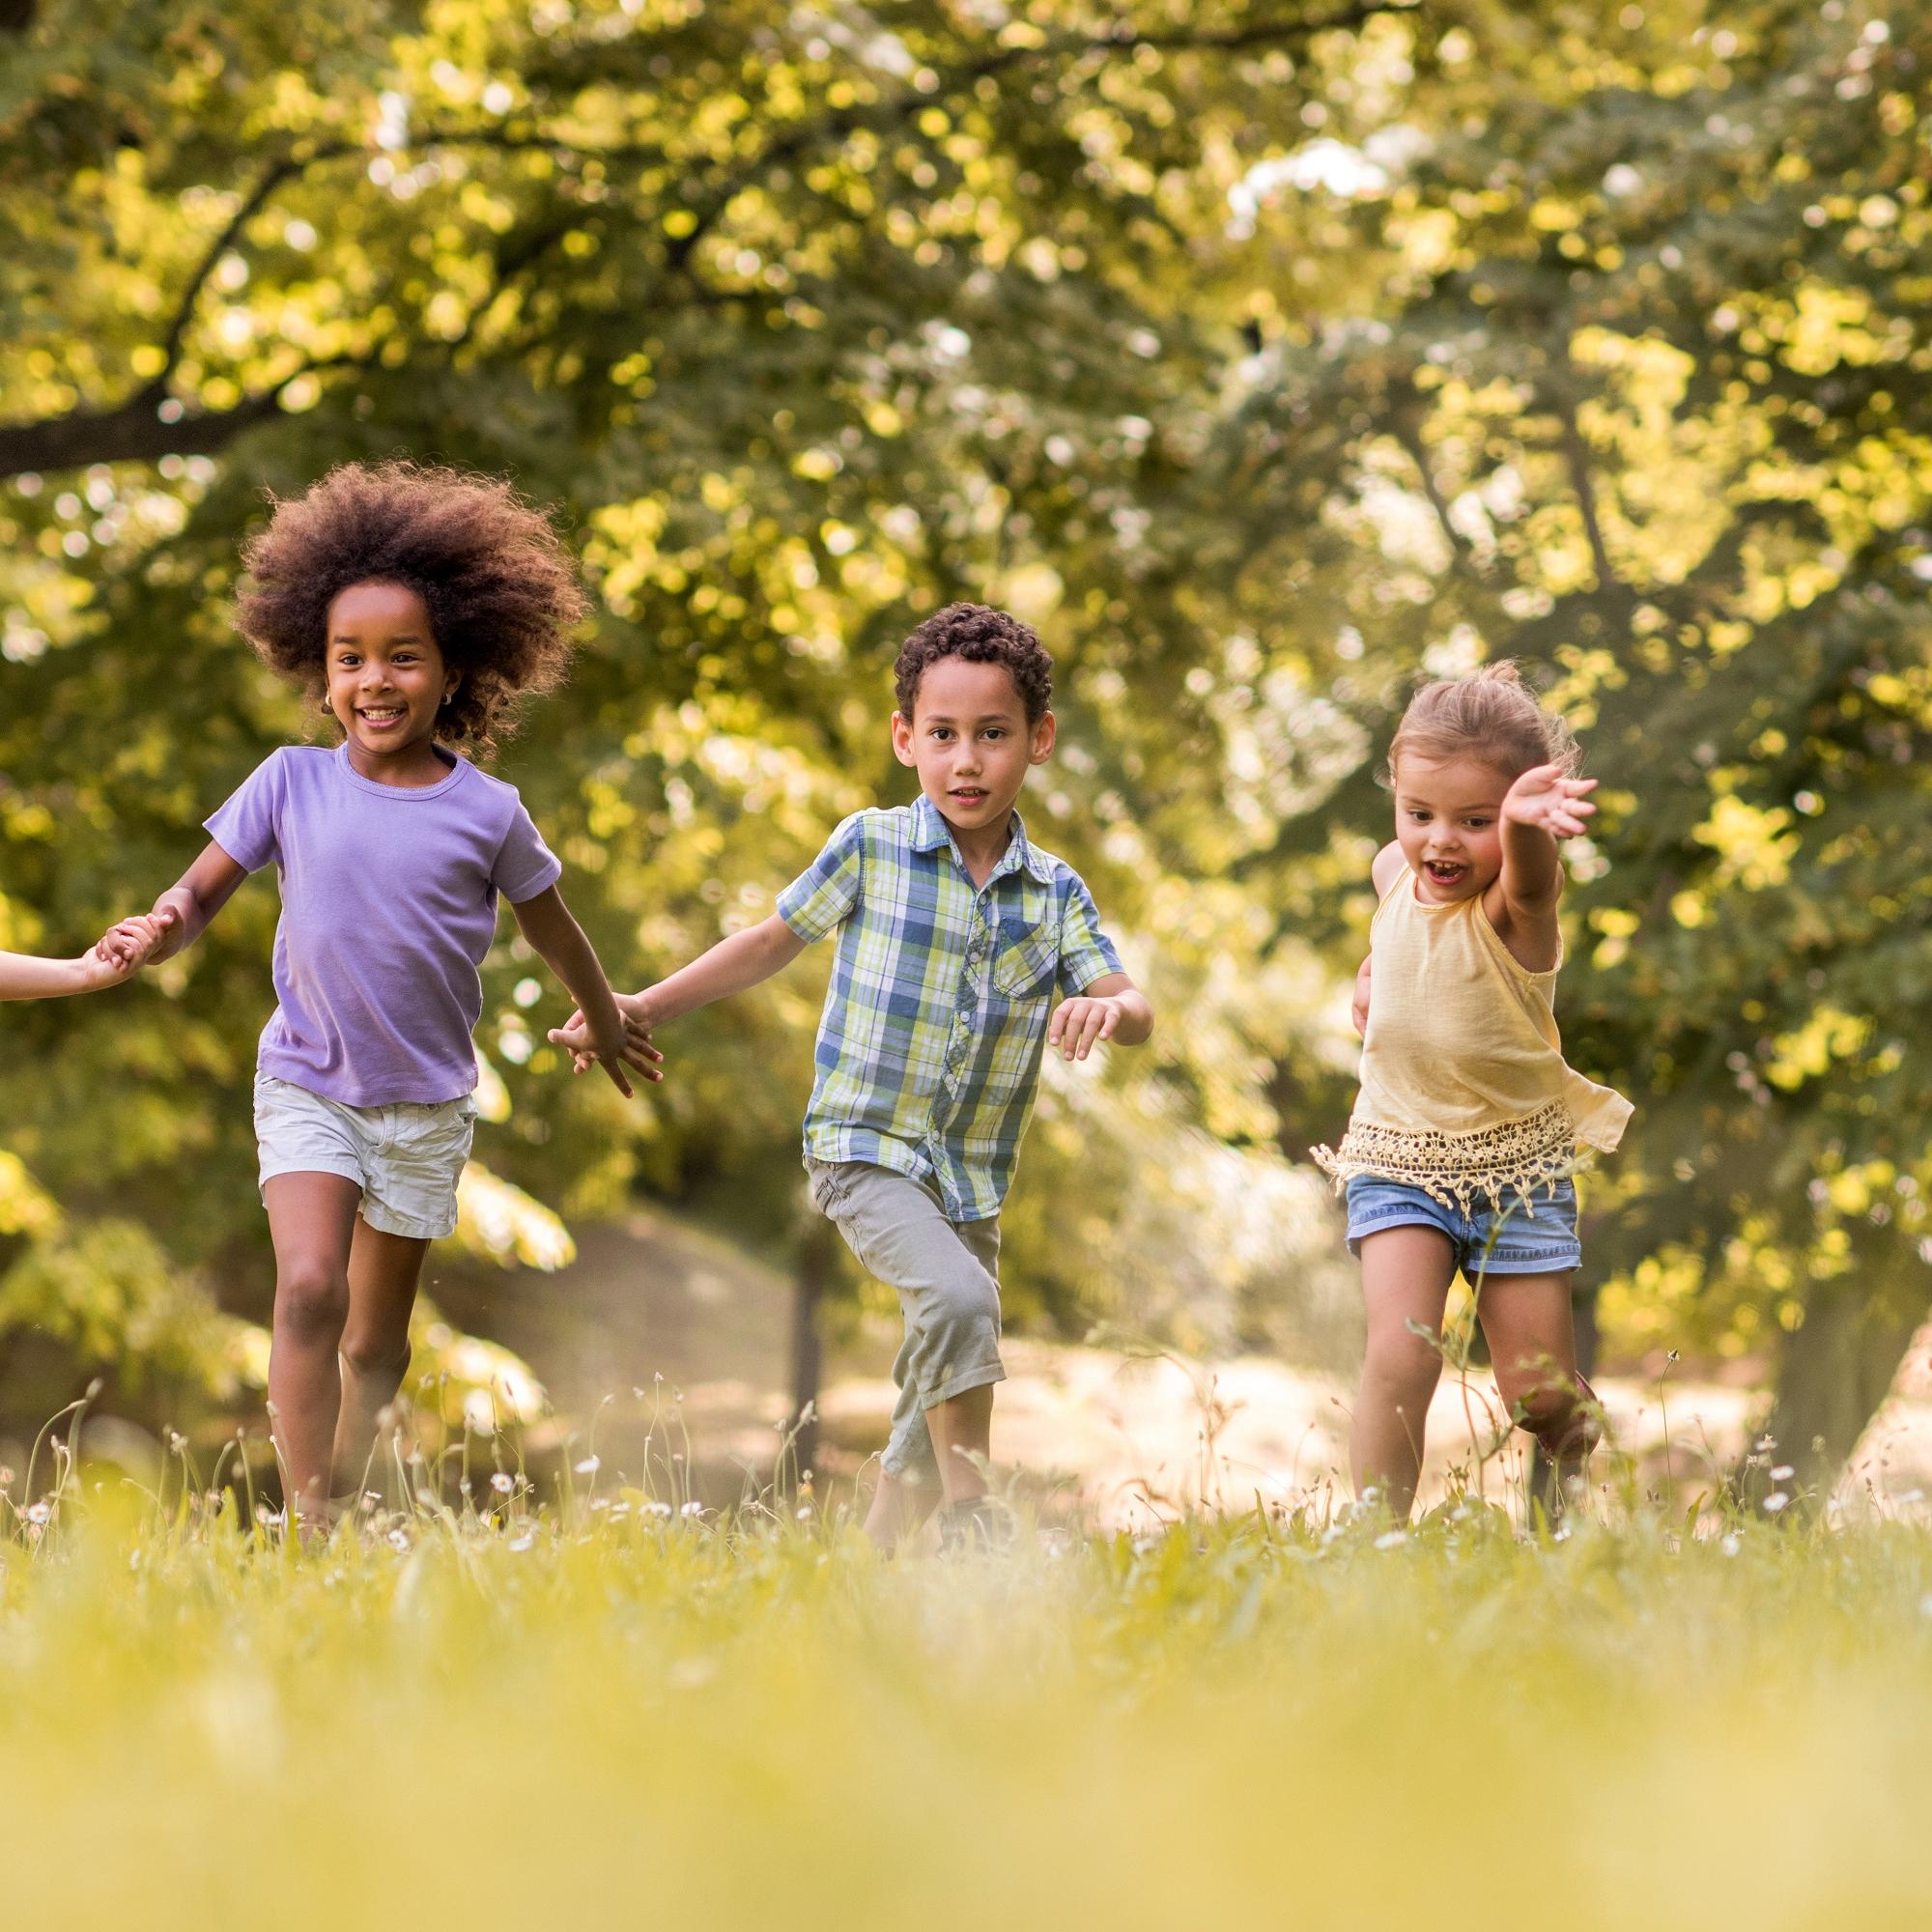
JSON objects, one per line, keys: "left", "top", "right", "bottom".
{"left": 3, "top": 1484, "right": 1930, "bottom": 1930}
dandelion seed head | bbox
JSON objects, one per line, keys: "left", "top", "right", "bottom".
{"left": 679, "top": 1500, "right": 703, "bottom": 1518}
{"left": 1720, "top": 1533, "right": 1742, "bottom": 1556}
{"left": 1765, "top": 1492, "right": 1791, "bottom": 1514}
{"left": 795, "top": 1506, "right": 811, "bottom": 1520}
{"left": 25, "top": 1500, "right": 51, "bottom": 1526}
{"left": 1375, "top": 1529, "right": 1407, "bottom": 1550}
{"left": 490, "top": 1472, "right": 515, "bottom": 1495}
{"left": 574, "top": 1455, "right": 600, "bottom": 1475}
{"left": 1771, "top": 1465, "right": 1795, "bottom": 1481}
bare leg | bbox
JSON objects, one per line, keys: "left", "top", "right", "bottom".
{"left": 925, "top": 1383, "right": 994, "bottom": 1506}
{"left": 864, "top": 1468, "right": 941, "bottom": 1552}
{"left": 1476, "top": 1269, "right": 1596, "bottom": 1517}
{"left": 1351, "top": 1225, "right": 1457, "bottom": 1519}
{"left": 263, "top": 1172, "right": 362, "bottom": 1528}
{"left": 331, "top": 1220, "right": 432, "bottom": 1502}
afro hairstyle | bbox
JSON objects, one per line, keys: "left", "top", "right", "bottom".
{"left": 236, "top": 461, "right": 587, "bottom": 754}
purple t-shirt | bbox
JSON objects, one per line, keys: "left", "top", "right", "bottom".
{"left": 206, "top": 745, "right": 561, "bottom": 1106}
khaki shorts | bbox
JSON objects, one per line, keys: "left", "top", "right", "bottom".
{"left": 254, "top": 1071, "right": 474, "bottom": 1240}
{"left": 806, "top": 1157, "right": 1005, "bottom": 1486}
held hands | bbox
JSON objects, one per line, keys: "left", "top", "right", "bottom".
{"left": 1501, "top": 763, "right": 1598, "bottom": 840}
{"left": 93, "top": 907, "right": 179, "bottom": 976}
{"left": 547, "top": 990, "right": 665, "bottom": 1089}
{"left": 1047, "top": 994, "right": 1124, "bottom": 1063}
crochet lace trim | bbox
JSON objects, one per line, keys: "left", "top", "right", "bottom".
{"left": 1310, "top": 1099, "right": 1583, "bottom": 1216}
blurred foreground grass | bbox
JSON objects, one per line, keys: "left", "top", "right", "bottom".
{"left": 3, "top": 1482, "right": 1931, "bottom": 1931}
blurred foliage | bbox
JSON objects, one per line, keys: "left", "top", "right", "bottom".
{"left": 2, "top": 0, "right": 1931, "bottom": 1482}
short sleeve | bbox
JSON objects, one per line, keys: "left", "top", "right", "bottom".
{"left": 204, "top": 751, "right": 287, "bottom": 873}
{"left": 491, "top": 801, "right": 563, "bottom": 904}
{"left": 777, "top": 812, "right": 866, "bottom": 943}
{"left": 1056, "top": 871, "right": 1125, "bottom": 996}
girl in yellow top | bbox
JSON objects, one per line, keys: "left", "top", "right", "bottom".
{"left": 1314, "top": 664, "right": 1631, "bottom": 1519}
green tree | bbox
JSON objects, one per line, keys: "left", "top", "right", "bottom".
{"left": 0, "top": 0, "right": 1374, "bottom": 1433}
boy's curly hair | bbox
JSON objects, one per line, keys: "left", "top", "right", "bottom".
{"left": 236, "top": 461, "right": 586, "bottom": 754}
{"left": 893, "top": 603, "right": 1053, "bottom": 723}
{"left": 1385, "top": 661, "right": 1580, "bottom": 784}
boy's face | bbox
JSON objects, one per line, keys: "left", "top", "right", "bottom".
{"left": 325, "top": 580, "right": 459, "bottom": 763}
{"left": 1393, "top": 753, "right": 1511, "bottom": 902}
{"left": 891, "top": 656, "right": 1054, "bottom": 838}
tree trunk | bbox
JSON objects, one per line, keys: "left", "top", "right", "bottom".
{"left": 786, "top": 1215, "right": 836, "bottom": 1492}
{"left": 1747, "top": 1235, "right": 1929, "bottom": 1511}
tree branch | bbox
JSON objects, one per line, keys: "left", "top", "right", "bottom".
{"left": 150, "top": 156, "right": 304, "bottom": 394}
{"left": 1548, "top": 390, "right": 1622, "bottom": 594}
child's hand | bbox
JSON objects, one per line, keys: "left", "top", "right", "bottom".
{"left": 73, "top": 948, "right": 135, "bottom": 991}
{"left": 1501, "top": 764, "right": 1598, "bottom": 840}
{"left": 94, "top": 908, "right": 178, "bottom": 973}
{"left": 585, "top": 1007, "right": 640, "bottom": 1099}
{"left": 1047, "top": 994, "right": 1123, "bottom": 1063}
{"left": 548, "top": 991, "right": 664, "bottom": 1083}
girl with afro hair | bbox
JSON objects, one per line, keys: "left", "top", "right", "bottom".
{"left": 99, "top": 461, "right": 658, "bottom": 1532}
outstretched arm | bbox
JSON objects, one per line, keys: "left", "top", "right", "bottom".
{"left": 1, "top": 945, "right": 144, "bottom": 1001}
{"left": 1491, "top": 763, "right": 1598, "bottom": 971}
{"left": 636, "top": 914, "right": 810, "bottom": 1025}
{"left": 1498, "top": 763, "right": 1597, "bottom": 911}
{"left": 547, "top": 911, "right": 808, "bottom": 1068}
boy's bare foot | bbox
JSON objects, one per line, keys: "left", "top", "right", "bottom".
{"left": 937, "top": 1495, "right": 1014, "bottom": 1555}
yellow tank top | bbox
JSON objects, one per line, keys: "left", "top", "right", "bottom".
{"left": 1312, "top": 870, "right": 1632, "bottom": 1212}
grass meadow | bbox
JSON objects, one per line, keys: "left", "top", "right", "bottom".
{"left": 4, "top": 1418, "right": 1931, "bottom": 1932}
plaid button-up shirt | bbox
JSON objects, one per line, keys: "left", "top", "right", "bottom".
{"left": 777, "top": 795, "right": 1125, "bottom": 1222}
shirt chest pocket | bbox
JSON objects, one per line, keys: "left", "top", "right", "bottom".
{"left": 992, "top": 916, "right": 1062, "bottom": 1000}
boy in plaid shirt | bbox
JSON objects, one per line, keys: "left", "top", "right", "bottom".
{"left": 554, "top": 605, "right": 1152, "bottom": 1549}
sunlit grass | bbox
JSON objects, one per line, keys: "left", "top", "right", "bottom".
{"left": 3, "top": 1449, "right": 1931, "bottom": 1931}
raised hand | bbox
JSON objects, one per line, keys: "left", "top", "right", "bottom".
{"left": 1501, "top": 763, "right": 1598, "bottom": 840}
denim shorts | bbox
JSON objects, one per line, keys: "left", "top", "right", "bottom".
{"left": 254, "top": 1071, "right": 475, "bottom": 1240}
{"left": 1344, "top": 1174, "right": 1581, "bottom": 1280}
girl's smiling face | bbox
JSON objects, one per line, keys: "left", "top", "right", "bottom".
{"left": 325, "top": 581, "right": 459, "bottom": 772}
{"left": 1393, "top": 753, "right": 1512, "bottom": 901}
